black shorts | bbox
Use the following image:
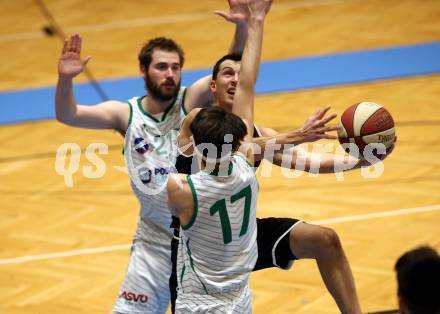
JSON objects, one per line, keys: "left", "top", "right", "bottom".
{"left": 254, "top": 217, "right": 301, "bottom": 271}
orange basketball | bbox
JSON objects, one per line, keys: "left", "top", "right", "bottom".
{"left": 338, "top": 102, "right": 395, "bottom": 158}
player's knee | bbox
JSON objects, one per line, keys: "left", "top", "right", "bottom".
{"left": 290, "top": 224, "right": 342, "bottom": 259}
{"left": 318, "top": 227, "right": 343, "bottom": 258}
{"left": 322, "top": 227, "right": 341, "bottom": 249}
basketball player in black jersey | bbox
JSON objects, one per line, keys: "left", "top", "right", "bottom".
{"left": 170, "top": 52, "right": 395, "bottom": 314}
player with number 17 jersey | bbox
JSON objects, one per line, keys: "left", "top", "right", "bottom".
{"left": 176, "top": 153, "right": 258, "bottom": 313}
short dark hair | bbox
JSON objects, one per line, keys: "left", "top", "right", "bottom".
{"left": 395, "top": 246, "right": 440, "bottom": 314}
{"left": 138, "top": 37, "right": 185, "bottom": 69}
{"left": 190, "top": 107, "right": 247, "bottom": 159}
{"left": 212, "top": 52, "right": 242, "bottom": 80}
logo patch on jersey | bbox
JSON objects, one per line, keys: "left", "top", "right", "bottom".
{"left": 134, "top": 137, "right": 149, "bottom": 154}
{"left": 119, "top": 291, "right": 148, "bottom": 303}
{"left": 137, "top": 167, "right": 174, "bottom": 185}
{"left": 138, "top": 168, "right": 152, "bottom": 184}
{"left": 154, "top": 167, "right": 171, "bottom": 176}
{"left": 153, "top": 167, "right": 175, "bottom": 184}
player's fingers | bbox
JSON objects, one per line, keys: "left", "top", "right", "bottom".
{"left": 308, "top": 108, "right": 320, "bottom": 120}
{"left": 311, "top": 127, "right": 326, "bottom": 135}
{"left": 66, "top": 35, "right": 73, "bottom": 52}
{"left": 82, "top": 55, "right": 92, "bottom": 67}
{"left": 214, "top": 10, "right": 231, "bottom": 21}
{"left": 70, "top": 34, "right": 77, "bottom": 52}
{"left": 314, "top": 108, "right": 322, "bottom": 118}
{"left": 321, "top": 134, "right": 337, "bottom": 140}
{"left": 314, "top": 106, "right": 329, "bottom": 120}
{"left": 308, "top": 129, "right": 323, "bottom": 137}
{"left": 322, "top": 125, "right": 340, "bottom": 132}
{"left": 319, "top": 105, "right": 332, "bottom": 119}
{"left": 320, "top": 113, "right": 337, "bottom": 125}
{"left": 314, "top": 120, "right": 338, "bottom": 132}
{"left": 61, "top": 40, "right": 68, "bottom": 55}
{"left": 77, "top": 35, "right": 82, "bottom": 53}
{"left": 312, "top": 124, "right": 338, "bottom": 134}
{"left": 71, "top": 34, "right": 79, "bottom": 53}
{"left": 75, "top": 34, "right": 81, "bottom": 52}
{"left": 74, "top": 33, "right": 81, "bottom": 52}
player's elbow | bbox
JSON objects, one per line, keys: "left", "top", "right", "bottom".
{"left": 55, "top": 105, "right": 82, "bottom": 126}
{"left": 55, "top": 111, "right": 76, "bottom": 126}
{"left": 55, "top": 109, "right": 66, "bottom": 122}
{"left": 55, "top": 110, "right": 68, "bottom": 123}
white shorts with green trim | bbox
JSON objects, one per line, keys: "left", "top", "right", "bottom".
{"left": 113, "top": 218, "right": 172, "bottom": 314}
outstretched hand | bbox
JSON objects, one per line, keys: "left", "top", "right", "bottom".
{"left": 58, "top": 33, "right": 91, "bottom": 79}
{"left": 298, "top": 106, "right": 339, "bottom": 143}
{"left": 214, "top": 0, "right": 251, "bottom": 26}
{"left": 274, "top": 106, "right": 338, "bottom": 146}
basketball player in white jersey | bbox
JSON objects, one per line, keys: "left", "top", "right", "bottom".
{"left": 167, "top": 1, "right": 271, "bottom": 311}
{"left": 169, "top": 106, "right": 259, "bottom": 313}
{"left": 55, "top": 2, "right": 257, "bottom": 312}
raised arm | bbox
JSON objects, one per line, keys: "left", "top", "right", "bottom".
{"left": 184, "top": 0, "right": 252, "bottom": 112}
{"left": 55, "top": 34, "right": 128, "bottom": 134}
{"left": 233, "top": 0, "right": 272, "bottom": 145}
{"left": 215, "top": 0, "right": 250, "bottom": 53}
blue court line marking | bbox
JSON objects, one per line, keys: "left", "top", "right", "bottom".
{"left": 1, "top": 41, "right": 440, "bottom": 125}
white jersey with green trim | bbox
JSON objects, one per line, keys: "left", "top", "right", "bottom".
{"left": 177, "top": 153, "right": 258, "bottom": 304}
{"left": 124, "top": 87, "right": 187, "bottom": 234}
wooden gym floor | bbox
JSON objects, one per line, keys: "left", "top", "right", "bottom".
{"left": 1, "top": 0, "right": 440, "bottom": 313}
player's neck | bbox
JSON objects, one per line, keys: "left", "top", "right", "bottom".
{"left": 201, "top": 159, "right": 232, "bottom": 177}
{"left": 142, "top": 95, "right": 174, "bottom": 115}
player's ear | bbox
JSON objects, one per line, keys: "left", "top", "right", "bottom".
{"left": 209, "top": 79, "right": 217, "bottom": 93}
{"left": 140, "top": 65, "right": 147, "bottom": 75}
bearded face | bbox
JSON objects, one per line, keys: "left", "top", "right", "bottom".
{"left": 145, "top": 71, "right": 181, "bottom": 102}
{"left": 144, "top": 49, "right": 182, "bottom": 102}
